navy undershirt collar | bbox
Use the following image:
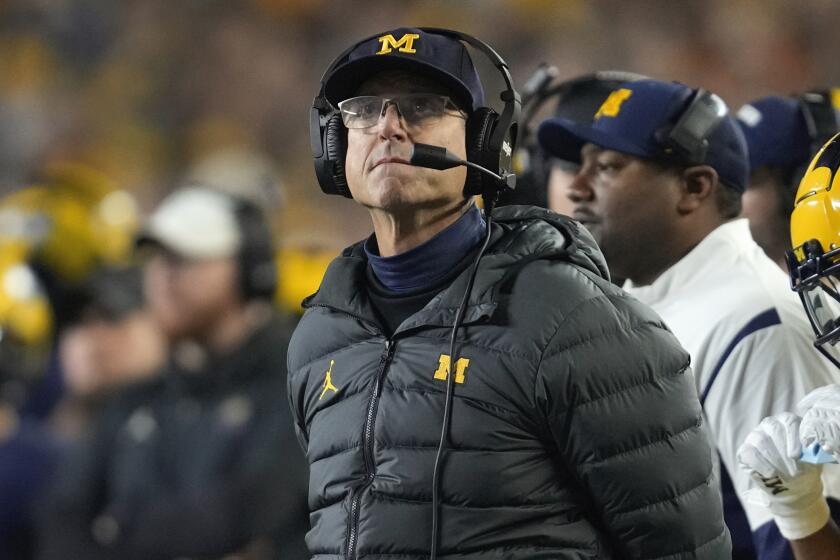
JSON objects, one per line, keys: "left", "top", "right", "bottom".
{"left": 365, "top": 204, "right": 486, "bottom": 294}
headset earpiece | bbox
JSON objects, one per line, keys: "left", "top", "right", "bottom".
{"left": 655, "top": 89, "right": 727, "bottom": 164}
{"left": 312, "top": 108, "right": 352, "bottom": 198}
{"left": 465, "top": 107, "right": 499, "bottom": 197}
{"left": 322, "top": 114, "right": 351, "bottom": 198}
{"left": 231, "top": 197, "right": 277, "bottom": 301}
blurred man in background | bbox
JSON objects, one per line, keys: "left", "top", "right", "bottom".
{"left": 37, "top": 185, "right": 309, "bottom": 560}
{"left": 503, "top": 69, "right": 644, "bottom": 213}
{"left": 736, "top": 90, "right": 840, "bottom": 269}
{"left": 539, "top": 78, "right": 840, "bottom": 559}
{"left": 543, "top": 73, "right": 644, "bottom": 216}
{"left": 515, "top": 70, "right": 644, "bottom": 287}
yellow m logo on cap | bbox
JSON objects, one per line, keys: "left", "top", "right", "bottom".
{"left": 376, "top": 33, "right": 420, "bottom": 55}
{"left": 594, "top": 88, "right": 633, "bottom": 120}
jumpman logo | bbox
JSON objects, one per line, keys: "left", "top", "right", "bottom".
{"left": 319, "top": 360, "right": 338, "bottom": 400}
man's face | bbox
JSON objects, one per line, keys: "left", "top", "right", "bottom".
{"left": 343, "top": 71, "right": 468, "bottom": 214}
{"left": 566, "top": 143, "right": 682, "bottom": 279}
{"left": 60, "top": 311, "right": 164, "bottom": 397}
{"left": 741, "top": 166, "right": 789, "bottom": 264}
{"left": 547, "top": 161, "right": 579, "bottom": 216}
{"left": 143, "top": 250, "right": 241, "bottom": 341}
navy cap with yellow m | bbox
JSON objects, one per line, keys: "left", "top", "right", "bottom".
{"left": 323, "top": 27, "right": 485, "bottom": 113}
{"left": 538, "top": 79, "right": 749, "bottom": 193}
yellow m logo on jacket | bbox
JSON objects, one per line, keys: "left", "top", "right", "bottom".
{"left": 433, "top": 354, "right": 470, "bottom": 384}
{"left": 376, "top": 33, "right": 420, "bottom": 55}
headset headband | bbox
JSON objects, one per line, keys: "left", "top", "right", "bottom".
{"left": 422, "top": 28, "right": 519, "bottom": 153}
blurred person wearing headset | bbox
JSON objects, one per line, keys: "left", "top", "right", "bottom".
{"left": 538, "top": 79, "right": 840, "bottom": 560}
{"left": 290, "top": 27, "right": 729, "bottom": 559}
{"left": 736, "top": 90, "right": 840, "bottom": 269}
{"left": 737, "top": 133, "right": 840, "bottom": 560}
{"left": 0, "top": 253, "right": 59, "bottom": 560}
{"left": 504, "top": 68, "right": 645, "bottom": 215}
{"left": 37, "top": 186, "right": 309, "bottom": 560}
{"left": 508, "top": 69, "right": 644, "bottom": 287}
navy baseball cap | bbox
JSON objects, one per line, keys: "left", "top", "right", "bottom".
{"left": 736, "top": 95, "right": 811, "bottom": 172}
{"left": 538, "top": 79, "right": 749, "bottom": 192}
{"left": 323, "top": 27, "right": 484, "bottom": 113}
{"left": 552, "top": 71, "right": 647, "bottom": 122}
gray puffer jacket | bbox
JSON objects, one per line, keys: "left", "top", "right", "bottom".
{"left": 288, "top": 206, "right": 730, "bottom": 559}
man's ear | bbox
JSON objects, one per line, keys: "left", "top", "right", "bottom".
{"left": 676, "top": 165, "right": 718, "bottom": 214}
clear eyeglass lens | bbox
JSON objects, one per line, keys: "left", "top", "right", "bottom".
{"left": 398, "top": 94, "right": 447, "bottom": 122}
{"left": 338, "top": 94, "right": 455, "bottom": 128}
{"left": 338, "top": 97, "right": 383, "bottom": 128}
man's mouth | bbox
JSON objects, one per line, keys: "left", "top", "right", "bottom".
{"left": 572, "top": 209, "right": 599, "bottom": 226}
{"left": 371, "top": 156, "right": 410, "bottom": 170}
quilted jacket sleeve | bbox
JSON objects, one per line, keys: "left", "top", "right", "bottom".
{"left": 535, "top": 288, "right": 731, "bottom": 559}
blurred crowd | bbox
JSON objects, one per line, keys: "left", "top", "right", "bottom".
{"left": 3, "top": 0, "right": 840, "bottom": 240}
{"left": 3, "top": 0, "right": 840, "bottom": 558}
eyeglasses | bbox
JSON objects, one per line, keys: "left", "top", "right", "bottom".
{"left": 337, "top": 94, "right": 467, "bottom": 129}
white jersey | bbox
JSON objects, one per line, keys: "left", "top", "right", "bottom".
{"left": 624, "top": 219, "right": 840, "bottom": 554}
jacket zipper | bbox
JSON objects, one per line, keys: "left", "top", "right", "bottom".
{"left": 346, "top": 338, "right": 395, "bottom": 559}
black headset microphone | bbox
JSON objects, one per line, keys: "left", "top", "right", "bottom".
{"left": 411, "top": 142, "right": 517, "bottom": 189}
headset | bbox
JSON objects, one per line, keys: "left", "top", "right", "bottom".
{"left": 229, "top": 194, "right": 277, "bottom": 302}
{"left": 778, "top": 89, "right": 840, "bottom": 192}
{"left": 309, "top": 27, "right": 521, "bottom": 202}
{"left": 800, "top": 89, "right": 840, "bottom": 156}
{"left": 655, "top": 88, "right": 728, "bottom": 165}
{"left": 769, "top": 89, "right": 840, "bottom": 212}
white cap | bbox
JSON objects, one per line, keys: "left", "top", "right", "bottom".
{"left": 138, "top": 187, "right": 241, "bottom": 259}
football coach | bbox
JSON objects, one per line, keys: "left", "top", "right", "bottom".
{"left": 288, "top": 27, "right": 730, "bottom": 559}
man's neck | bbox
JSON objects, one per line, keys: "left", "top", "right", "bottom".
{"left": 626, "top": 218, "right": 729, "bottom": 287}
{"left": 368, "top": 201, "right": 469, "bottom": 257}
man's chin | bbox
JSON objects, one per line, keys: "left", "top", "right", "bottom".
{"left": 360, "top": 177, "right": 416, "bottom": 207}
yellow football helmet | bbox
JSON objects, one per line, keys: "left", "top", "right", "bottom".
{"left": 0, "top": 162, "right": 138, "bottom": 286}
{"left": 788, "top": 131, "right": 840, "bottom": 366}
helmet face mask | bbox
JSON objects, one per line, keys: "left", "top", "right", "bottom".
{"left": 788, "top": 241, "right": 840, "bottom": 367}
{"left": 788, "top": 131, "right": 840, "bottom": 367}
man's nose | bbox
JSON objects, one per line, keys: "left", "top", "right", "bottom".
{"left": 377, "top": 103, "right": 407, "bottom": 141}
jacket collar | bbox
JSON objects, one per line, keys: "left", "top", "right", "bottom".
{"left": 303, "top": 205, "right": 608, "bottom": 336}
